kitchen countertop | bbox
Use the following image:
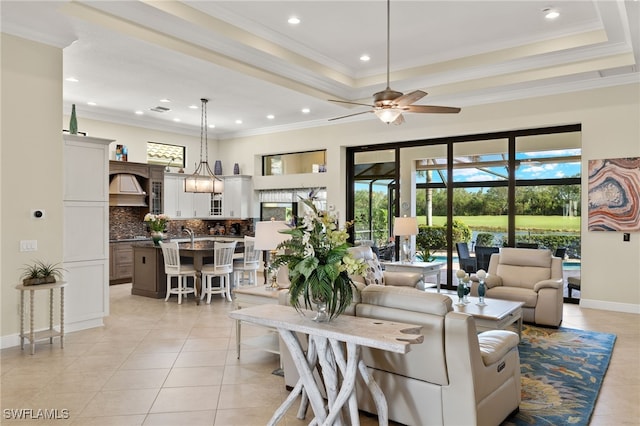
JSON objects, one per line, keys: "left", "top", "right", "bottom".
{"left": 111, "top": 234, "right": 246, "bottom": 243}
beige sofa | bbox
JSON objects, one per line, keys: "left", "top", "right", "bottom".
{"left": 472, "top": 247, "right": 564, "bottom": 327}
{"left": 280, "top": 285, "right": 521, "bottom": 425}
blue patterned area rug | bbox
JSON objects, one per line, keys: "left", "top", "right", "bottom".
{"left": 502, "top": 325, "right": 616, "bottom": 426}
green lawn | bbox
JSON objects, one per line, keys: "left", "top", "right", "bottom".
{"left": 420, "top": 215, "right": 581, "bottom": 232}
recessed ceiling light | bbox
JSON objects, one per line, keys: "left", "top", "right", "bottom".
{"left": 188, "top": 105, "right": 198, "bottom": 109}
{"left": 360, "top": 54, "right": 371, "bottom": 62}
{"left": 301, "top": 108, "right": 310, "bottom": 114}
{"left": 235, "top": 119, "right": 243, "bottom": 124}
{"left": 160, "top": 98, "right": 171, "bottom": 103}
{"left": 543, "top": 7, "right": 560, "bottom": 19}
{"left": 288, "top": 16, "right": 300, "bottom": 25}
{"left": 65, "top": 77, "right": 79, "bottom": 82}
{"left": 208, "top": 124, "right": 215, "bottom": 129}
{"left": 135, "top": 110, "right": 144, "bottom": 115}
{"left": 87, "top": 101, "right": 97, "bottom": 106}
{"left": 267, "top": 114, "right": 275, "bottom": 120}
{"left": 173, "top": 118, "right": 181, "bottom": 122}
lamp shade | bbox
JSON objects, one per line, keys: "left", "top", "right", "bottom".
{"left": 374, "top": 108, "right": 402, "bottom": 124}
{"left": 393, "top": 216, "right": 418, "bottom": 236}
{"left": 254, "top": 220, "right": 291, "bottom": 251}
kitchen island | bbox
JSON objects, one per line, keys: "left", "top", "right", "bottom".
{"left": 131, "top": 238, "right": 244, "bottom": 300}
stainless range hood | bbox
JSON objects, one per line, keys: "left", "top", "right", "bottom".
{"left": 109, "top": 174, "right": 147, "bottom": 207}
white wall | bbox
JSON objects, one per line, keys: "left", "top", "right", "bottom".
{"left": 60, "top": 116, "right": 204, "bottom": 173}
{"left": 1, "top": 34, "right": 64, "bottom": 339}
{"left": 218, "top": 84, "right": 640, "bottom": 313}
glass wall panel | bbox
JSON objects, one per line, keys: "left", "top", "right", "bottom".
{"left": 516, "top": 132, "right": 582, "bottom": 300}
{"left": 353, "top": 150, "right": 396, "bottom": 259}
{"left": 451, "top": 139, "right": 509, "bottom": 272}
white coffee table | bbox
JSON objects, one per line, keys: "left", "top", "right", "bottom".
{"left": 382, "top": 261, "right": 446, "bottom": 292}
{"left": 428, "top": 290, "right": 524, "bottom": 338}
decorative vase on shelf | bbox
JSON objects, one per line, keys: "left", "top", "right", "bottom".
{"left": 233, "top": 163, "right": 240, "bottom": 175}
{"left": 69, "top": 104, "right": 78, "bottom": 135}
{"left": 477, "top": 280, "right": 487, "bottom": 306}
{"left": 214, "top": 160, "right": 223, "bottom": 175}
{"left": 151, "top": 231, "right": 164, "bottom": 246}
{"left": 456, "top": 283, "right": 466, "bottom": 306}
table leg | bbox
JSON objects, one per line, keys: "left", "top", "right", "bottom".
{"left": 269, "top": 330, "right": 325, "bottom": 426}
{"left": 193, "top": 254, "right": 203, "bottom": 305}
{"left": 236, "top": 319, "right": 241, "bottom": 359}
{"left": 29, "top": 290, "right": 35, "bottom": 355}
{"left": 19, "top": 290, "right": 24, "bottom": 350}
{"left": 517, "top": 314, "right": 523, "bottom": 340}
{"left": 49, "top": 289, "right": 54, "bottom": 344}
{"left": 60, "top": 287, "right": 65, "bottom": 349}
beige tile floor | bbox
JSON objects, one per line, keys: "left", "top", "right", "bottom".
{"left": 1, "top": 283, "right": 638, "bottom": 425}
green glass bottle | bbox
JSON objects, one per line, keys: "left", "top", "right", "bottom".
{"left": 69, "top": 104, "right": 78, "bottom": 134}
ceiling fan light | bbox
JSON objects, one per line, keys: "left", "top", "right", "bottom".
{"left": 375, "top": 108, "right": 403, "bottom": 124}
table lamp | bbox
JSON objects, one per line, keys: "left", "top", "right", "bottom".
{"left": 393, "top": 216, "right": 418, "bottom": 263}
{"left": 254, "top": 219, "right": 291, "bottom": 289}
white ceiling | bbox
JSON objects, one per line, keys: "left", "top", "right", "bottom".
{"left": 2, "top": 0, "right": 638, "bottom": 140}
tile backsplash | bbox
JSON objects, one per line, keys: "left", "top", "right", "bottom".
{"left": 109, "top": 206, "right": 254, "bottom": 240}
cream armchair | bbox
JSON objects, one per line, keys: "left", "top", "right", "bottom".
{"left": 347, "top": 246, "right": 424, "bottom": 288}
{"left": 472, "top": 247, "right": 563, "bottom": 327}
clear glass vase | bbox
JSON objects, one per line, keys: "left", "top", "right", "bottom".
{"left": 312, "top": 296, "right": 329, "bottom": 322}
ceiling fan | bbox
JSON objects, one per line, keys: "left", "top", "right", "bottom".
{"left": 329, "top": 0, "right": 461, "bottom": 125}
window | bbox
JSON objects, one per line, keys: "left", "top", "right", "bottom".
{"left": 262, "top": 150, "right": 326, "bottom": 176}
{"left": 147, "top": 142, "right": 185, "bottom": 169}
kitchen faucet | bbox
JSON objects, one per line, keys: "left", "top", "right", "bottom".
{"left": 182, "top": 227, "right": 195, "bottom": 244}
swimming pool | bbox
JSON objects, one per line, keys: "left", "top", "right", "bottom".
{"left": 428, "top": 255, "right": 582, "bottom": 271}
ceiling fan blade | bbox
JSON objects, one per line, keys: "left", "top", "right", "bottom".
{"left": 328, "top": 99, "right": 375, "bottom": 108}
{"left": 404, "top": 105, "right": 461, "bottom": 114}
{"left": 328, "top": 110, "right": 373, "bottom": 121}
{"left": 394, "top": 90, "right": 427, "bottom": 107}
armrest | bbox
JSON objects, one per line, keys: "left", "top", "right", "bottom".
{"left": 477, "top": 330, "right": 520, "bottom": 366}
{"left": 533, "top": 278, "right": 563, "bottom": 292}
{"left": 383, "top": 271, "right": 423, "bottom": 287}
{"left": 470, "top": 274, "right": 502, "bottom": 289}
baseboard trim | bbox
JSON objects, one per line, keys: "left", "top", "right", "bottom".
{"left": 580, "top": 298, "right": 640, "bottom": 314}
{"left": 0, "top": 318, "right": 104, "bottom": 350}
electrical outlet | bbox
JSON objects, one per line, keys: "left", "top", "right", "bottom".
{"left": 623, "top": 233, "right": 630, "bottom": 242}
{"left": 20, "top": 240, "right": 37, "bottom": 252}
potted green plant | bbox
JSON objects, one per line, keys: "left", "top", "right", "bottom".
{"left": 20, "top": 260, "right": 65, "bottom": 286}
{"left": 272, "top": 198, "right": 366, "bottom": 322}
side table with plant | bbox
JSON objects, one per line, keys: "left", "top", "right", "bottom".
{"left": 20, "top": 260, "right": 65, "bottom": 286}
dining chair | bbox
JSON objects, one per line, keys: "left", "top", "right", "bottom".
{"left": 159, "top": 241, "right": 197, "bottom": 304}
{"left": 200, "top": 241, "right": 237, "bottom": 304}
{"left": 233, "top": 236, "right": 262, "bottom": 287}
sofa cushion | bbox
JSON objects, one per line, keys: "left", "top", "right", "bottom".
{"left": 487, "top": 286, "right": 538, "bottom": 308}
{"left": 383, "top": 271, "right": 423, "bottom": 287}
{"left": 478, "top": 330, "right": 520, "bottom": 366}
{"left": 360, "top": 285, "right": 452, "bottom": 315}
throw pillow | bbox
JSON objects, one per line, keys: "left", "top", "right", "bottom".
{"left": 362, "top": 258, "right": 385, "bottom": 286}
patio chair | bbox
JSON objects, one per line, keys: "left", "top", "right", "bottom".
{"left": 475, "top": 246, "right": 499, "bottom": 271}
{"left": 455, "top": 242, "right": 477, "bottom": 273}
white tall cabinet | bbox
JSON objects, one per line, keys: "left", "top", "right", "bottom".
{"left": 63, "top": 134, "right": 112, "bottom": 331}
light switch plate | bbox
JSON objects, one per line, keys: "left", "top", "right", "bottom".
{"left": 20, "top": 240, "right": 37, "bottom": 252}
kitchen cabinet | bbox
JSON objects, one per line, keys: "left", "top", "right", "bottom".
{"left": 109, "top": 242, "right": 133, "bottom": 284}
{"left": 132, "top": 245, "right": 167, "bottom": 298}
{"left": 164, "top": 174, "right": 194, "bottom": 218}
{"left": 223, "top": 175, "right": 252, "bottom": 218}
{"left": 148, "top": 165, "right": 164, "bottom": 214}
{"left": 63, "top": 134, "right": 111, "bottom": 330}
{"left": 164, "top": 173, "right": 219, "bottom": 218}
